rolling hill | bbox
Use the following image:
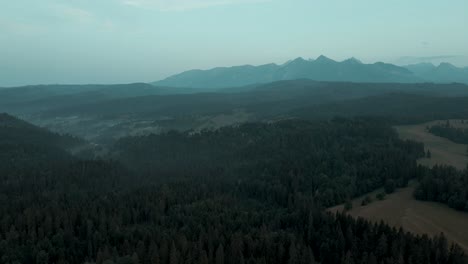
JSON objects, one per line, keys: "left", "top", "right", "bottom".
{"left": 3, "top": 80, "right": 468, "bottom": 144}
{"left": 0, "top": 83, "right": 194, "bottom": 114}
{"left": 0, "top": 113, "right": 83, "bottom": 149}
{"left": 294, "top": 93, "right": 468, "bottom": 123}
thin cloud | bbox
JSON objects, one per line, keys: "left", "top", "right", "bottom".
{"left": 49, "top": 4, "right": 115, "bottom": 31}
{"left": 122, "top": 0, "right": 271, "bottom": 11}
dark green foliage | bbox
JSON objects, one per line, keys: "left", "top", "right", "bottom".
{"left": 414, "top": 165, "right": 468, "bottom": 212}
{"left": 0, "top": 113, "right": 84, "bottom": 149}
{"left": 376, "top": 193, "right": 386, "bottom": 201}
{"left": 0, "top": 115, "right": 465, "bottom": 264}
{"left": 344, "top": 200, "right": 353, "bottom": 211}
{"left": 428, "top": 122, "right": 468, "bottom": 144}
{"left": 361, "top": 196, "right": 373, "bottom": 206}
{"left": 294, "top": 94, "right": 468, "bottom": 125}
{"left": 115, "top": 118, "right": 424, "bottom": 207}
{"left": 384, "top": 179, "right": 396, "bottom": 194}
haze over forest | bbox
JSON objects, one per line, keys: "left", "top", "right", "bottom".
{"left": 2, "top": 1, "right": 468, "bottom": 264}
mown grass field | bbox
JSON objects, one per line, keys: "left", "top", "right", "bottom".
{"left": 329, "top": 120, "right": 468, "bottom": 252}
{"left": 329, "top": 183, "right": 468, "bottom": 252}
{"left": 395, "top": 120, "right": 468, "bottom": 170}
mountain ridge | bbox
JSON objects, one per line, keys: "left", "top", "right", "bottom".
{"left": 153, "top": 56, "right": 468, "bottom": 88}
{"left": 403, "top": 62, "right": 468, "bottom": 84}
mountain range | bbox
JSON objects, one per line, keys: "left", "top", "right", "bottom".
{"left": 404, "top": 62, "right": 468, "bottom": 84}
{"left": 153, "top": 56, "right": 468, "bottom": 88}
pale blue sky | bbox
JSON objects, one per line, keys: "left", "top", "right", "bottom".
{"left": 1, "top": 0, "right": 467, "bottom": 86}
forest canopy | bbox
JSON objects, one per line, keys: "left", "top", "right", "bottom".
{"left": 0, "top": 114, "right": 465, "bottom": 264}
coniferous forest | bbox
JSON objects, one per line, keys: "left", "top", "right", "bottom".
{"left": 3, "top": 1, "right": 468, "bottom": 263}
{"left": 1, "top": 113, "right": 466, "bottom": 264}
{"left": 414, "top": 165, "right": 468, "bottom": 212}
{"left": 428, "top": 122, "right": 468, "bottom": 145}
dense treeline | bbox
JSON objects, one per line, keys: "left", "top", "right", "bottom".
{"left": 428, "top": 121, "right": 468, "bottom": 145}
{"left": 115, "top": 118, "right": 424, "bottom": 206}
{"left": 294, "top": 94, "right": 468, "bottom": 125}
{"left": 2, "top": 175, "right": 466, "bottom": 264}
{"left": 414, "top": 165, "right": 468, "bottom": 212}
{"left": 1, "top": 114, "right": 465, "bottom": 264}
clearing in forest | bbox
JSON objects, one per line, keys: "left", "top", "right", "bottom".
{"left": 395, "top": 120, "right": 468, "bottom": 170}
{"left": 329, "top": 120, "right": 468, "bottom": 252}
{"left": 328, "top": 183, "right": 468, "bottom": 252}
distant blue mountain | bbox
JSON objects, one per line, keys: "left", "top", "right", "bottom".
{"left": 153, "top": 56, "right": 468, "bottom": 88}
{"left": 152, "top": 56, "right": 423, "bottom": 88}
{"left": 404, "top": 62, "right": 468, "bottom": 84}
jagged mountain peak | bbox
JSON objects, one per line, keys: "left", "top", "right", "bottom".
{"left": 152, "top": 55, "right": 468, "bottom": 88}
{"left": 315, "top": 55, "right": 336, "bottom": 63}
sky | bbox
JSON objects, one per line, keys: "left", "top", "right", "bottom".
{"left": 1, "top": 0, "right": 468, "bottom": 87}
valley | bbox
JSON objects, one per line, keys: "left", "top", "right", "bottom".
{"left": 3, "top": 83, "right": 468, "bottom": 263}
{"left": 3, "top": 1, "right": 468, "bottom": 263}
{"left": 4, "top": 81, "right": 468, "bottom": 145}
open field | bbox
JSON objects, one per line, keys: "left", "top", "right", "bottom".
{"left": 395, "top": 120, "right": 468, "bottom": 170}
{"left": 330, "top": 121, "right": 468, "bottom": 252}
{"left": 329, "top": 183, "right": 468, "bottom": 252}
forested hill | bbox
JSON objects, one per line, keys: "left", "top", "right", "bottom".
{"left": 29, "top": 81, "right": 468, "bottom": 119}
{"left": 0, "top": 112, "right": 130, "bottom": 194}
{"left": 2, "top": 116, "right": 466, "bottom": 263}
{"left": 0, "top": 83, "right": 194, "bottom": 114}
{"left": 114, "top": 118, "right": 425, "bottom": 207}
{"left": 0, "top": 113, "right": 83, "bottom": 149}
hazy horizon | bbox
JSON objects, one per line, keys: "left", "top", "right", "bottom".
{"left": 1, "top": 0, "right": 468, "bottom": 87}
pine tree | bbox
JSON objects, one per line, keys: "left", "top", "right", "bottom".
{"left": 170, "top": 241, "right": 179, "bottom": 264}
{"left": 376, "top": 234, "right": 388, "bottom": 260}
{"left": 288, "top": 243, "right": 298, "bottom": 264}
{"left": 131, "top": 253, "right": 140, "bottom": 264}
{"left": 199, "top": 250, "right": 209, "bottom": 264}
{"left": 215, "top": 244, "right": 225, "bottom": 264}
